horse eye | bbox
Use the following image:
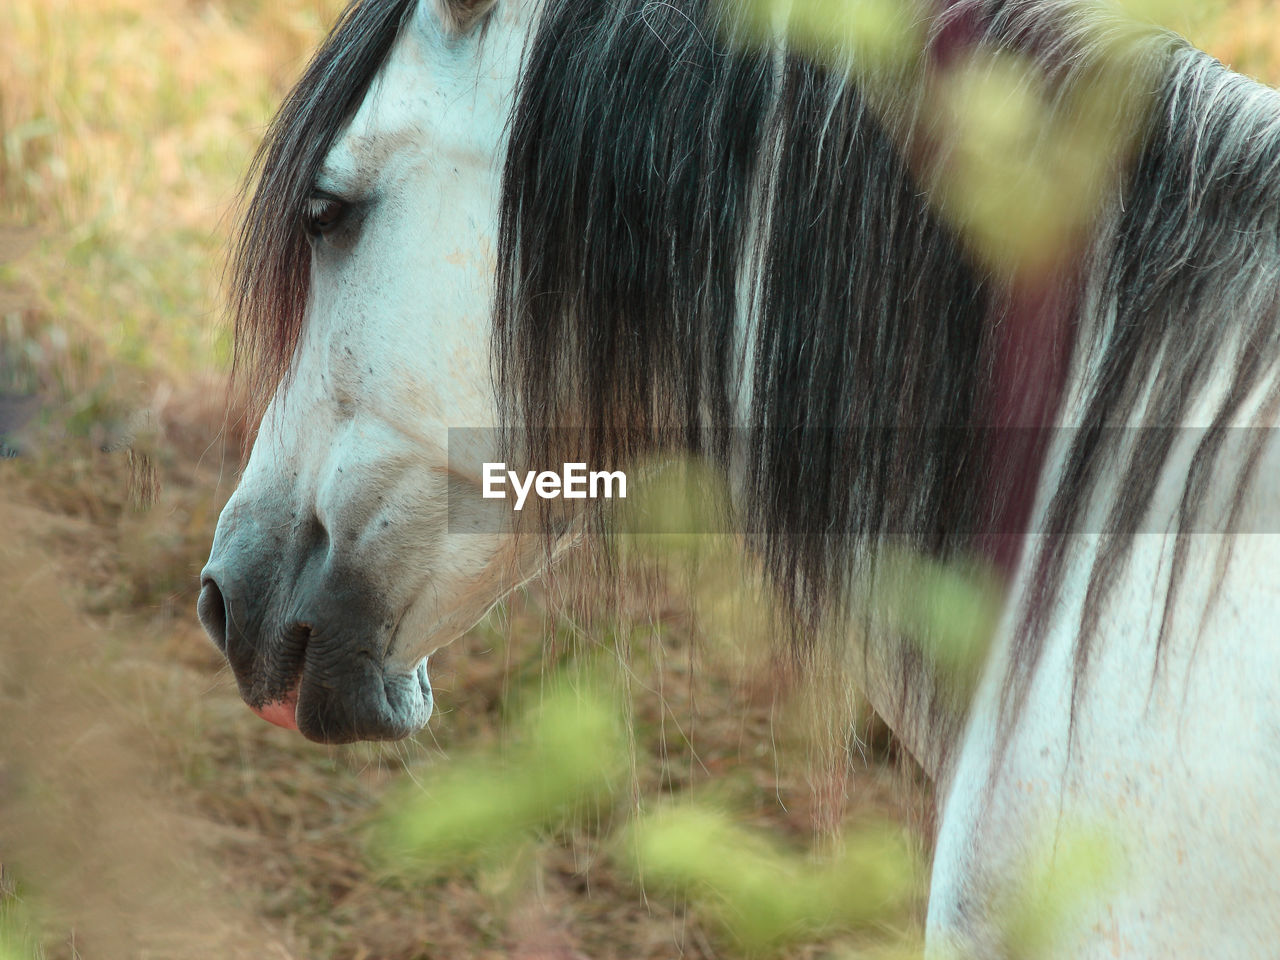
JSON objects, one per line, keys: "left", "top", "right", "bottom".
{"left": 303, "top": 195, "right": 347, "bottom": 237}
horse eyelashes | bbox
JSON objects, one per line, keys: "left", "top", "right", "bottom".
{"left": 302, "top": 194, "right": 349, "bottom": 238}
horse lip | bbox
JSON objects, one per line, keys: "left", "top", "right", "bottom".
{"left": 250, "top": 685, "right": 301, "bottom": 730}
{"left": 241, "top": 622, "right": 311, "bottom": 724}
{"left": 293, "top": 656, "right": 433, "bottom": 744}
{"left": 223, "top": 600, "right": 431, "bottom": 742}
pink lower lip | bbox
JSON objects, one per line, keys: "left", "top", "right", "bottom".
{"left": 250, "top": 687, "right": 299, "bottom": 730}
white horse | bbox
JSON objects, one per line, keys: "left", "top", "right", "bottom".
{"left": 199, "top": 0, "right": 1280, "bottom": 954}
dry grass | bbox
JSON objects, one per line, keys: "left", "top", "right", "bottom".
{"left": 0, "top": 454, "right": 920, "bottom": 959}
{"left": 1, "top": 1, "right": 1278, "bottom": 958}
{"left": 1189, "top": 0, "right": 1280, "bottom": 86}
{"left": 0, "top": 0, "right": 346, "bottom": 378}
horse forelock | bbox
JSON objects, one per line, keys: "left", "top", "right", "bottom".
{"left": 228, "top": 0, "right": 417, "bottom": 427}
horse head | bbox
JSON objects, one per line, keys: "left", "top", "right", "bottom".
{"left": 199, "top": 0, "right": 537, "bottom": 742}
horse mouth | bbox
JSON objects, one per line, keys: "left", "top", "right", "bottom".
{"left": 236, "top": 620, "right": 311, "bottom": 729}
{"left": 295, "top": 658, "right": 433, "bottom": 743}
{"left": 242, "top": 654, "right": 433, "bottom": 743}
{"left": 198, "top": 577, "right": 432, "bottom": 743}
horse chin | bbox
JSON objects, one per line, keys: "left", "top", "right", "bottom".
{"left": 247, "top": 659, "right": 432, "bottom": 744}
{"left": 251, "top": 691, "right": 300, "bottom": 730}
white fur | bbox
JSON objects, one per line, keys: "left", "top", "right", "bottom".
{"left": 927, "top": 362, "right": 1280, "bottom": 956}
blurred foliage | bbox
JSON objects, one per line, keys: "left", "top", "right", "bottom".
{"left": 377, "top": 679, "right": 628, "bottom": 869}
{"left": 737, "top": 0, "right": 927, "bottom": 79}
{"left": 999, "top": 826, "right": 1118, "bottom": 959}
{"left": 856, "top": 546, "right": 1003, "bottom": 707}
{"left": 625, "top": 804, "right": 920, "bottom": 952}
{"left": 926, "top": 44, "right": 1147, "bottom": 276}
{"left": 730, "top": 0, "right": 1276, "bottom": 277}
{"left": 373, "top": 661, "right": 925, "bottom": 956}
{"left": 0, "top": 898, "right": 37, "bottom": 960}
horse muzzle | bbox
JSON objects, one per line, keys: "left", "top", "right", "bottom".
{"left": 197, "top": 559, "right": 433, "bottom": 744}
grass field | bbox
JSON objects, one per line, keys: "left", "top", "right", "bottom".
{"left": 2, "top": 1, "right": 1278, "bottom": 958}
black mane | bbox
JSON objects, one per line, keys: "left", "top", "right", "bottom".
{"left": 493, "top": 0, "right": 1280, "bottom": 759}
{"left": 232, "top": 0, "right": 1280, "bottom": 770}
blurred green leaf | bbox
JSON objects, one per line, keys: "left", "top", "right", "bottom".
{"left": 625, "top": 803, "right": 920, "bottom": 951}
{"left": 733, "top": 0, "right": 925, "bottom": 79}
{"left": 376, "top": 679, "right": 627, "bottom": 869}
{"left": 1002, "top": 824, "right": 1119, "bottom": 958}
{"left": 857, "top": 547, "right": 1003, "bottom": 702}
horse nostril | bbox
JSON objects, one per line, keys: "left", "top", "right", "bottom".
{"left": 197, "top": 576, "right": 229, "bottom": 652}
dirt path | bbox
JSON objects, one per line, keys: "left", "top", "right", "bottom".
{"left": 0, "top": 497, "right": 297, "bottom": 959}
